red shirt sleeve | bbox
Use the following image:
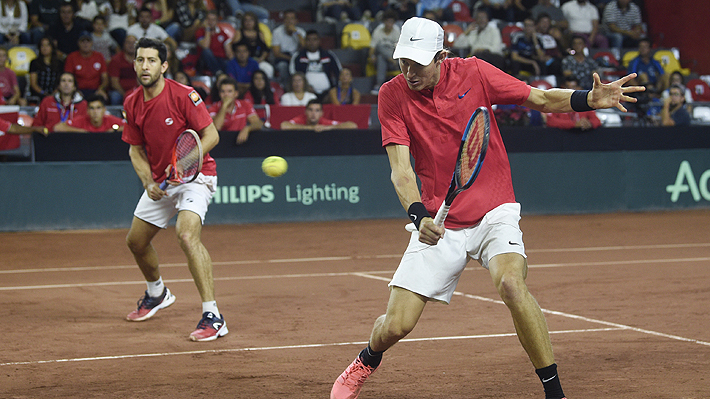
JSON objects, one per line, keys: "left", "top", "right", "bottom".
{"left": 476, "top": 58, "right": 531, "bottom": 106}
{"left": 379, "top": 79, "right": 410, "bottom": 147}
{"left": 182, "top": 88, "right": 213, "bottom": 132}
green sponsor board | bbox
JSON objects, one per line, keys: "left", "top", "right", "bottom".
{"left": 2, "top": 150, "right": 710, "bottom": 231}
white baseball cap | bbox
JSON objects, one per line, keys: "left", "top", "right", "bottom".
{"left": 392, "top": 17, "right": 444, "bottom": 66}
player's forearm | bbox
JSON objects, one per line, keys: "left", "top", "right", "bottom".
{"left": 385, "top": 145, "right": 422, "bottom": 210}
{"left": 524, "top": 87, "right": 575, "bottom": 113}
{"left": 128, "top": 145, "right": 156, "bottom": 188}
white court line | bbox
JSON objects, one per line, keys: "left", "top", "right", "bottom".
{"left": 4, "top": 253, "right": 710, "bottom": 291}
{"left": 0, "top": 327, "right": 622, "bottom": 367}
{"left": 2, "top": 242, "right": 709, "bottom": 275}
{"left": 354, "top": 272, "right": 710, "bottom": 348}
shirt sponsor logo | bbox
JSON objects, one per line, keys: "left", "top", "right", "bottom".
{"left": 189, "top": 90, "right": 203, "bottom": 106}
{"left": 165, "top": 118, "right": 174, "bottom": 125}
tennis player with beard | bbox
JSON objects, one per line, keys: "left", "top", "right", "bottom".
{"left": 122, "top": 37, "right": 227, "bottom": 342}
{"left": 331, "top": 17, "right": 644, "bottom": 399}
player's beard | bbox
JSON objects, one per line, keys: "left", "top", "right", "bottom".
{"left": 139, "top": 69, "right": 162, "bottom": 88}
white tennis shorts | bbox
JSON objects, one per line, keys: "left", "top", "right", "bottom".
{"left": 133, "top": 174, "right": 217, "bottom": 229}
{"left": 389, "top": 202, "right": 526, "bottom": 304}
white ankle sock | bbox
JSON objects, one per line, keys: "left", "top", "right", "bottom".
{"left": 146, "top": 277, "right": 164, "bottom": 297}
{"left": 202, "top": 301, "right": 219, "bottom": 316}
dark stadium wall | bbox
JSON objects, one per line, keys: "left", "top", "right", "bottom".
{"left": 644, "top": 0, "right": 710, "bottom": 74}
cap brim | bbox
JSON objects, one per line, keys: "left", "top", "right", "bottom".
{"left": 392, "top": 44, "right": 437, "bottom": 66}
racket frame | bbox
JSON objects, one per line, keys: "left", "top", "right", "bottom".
{"left": 432, "top": 106, "right": 490, "bottom": 226}
{"left": 159, "top": 129, "right": 203, "bottom": 190}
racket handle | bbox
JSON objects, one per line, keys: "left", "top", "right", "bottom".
{"left": 433, "top": 202, "right": 450, "bottom": 227}
{"left": 159, "top": 180, "right": 169, "bottom": 191}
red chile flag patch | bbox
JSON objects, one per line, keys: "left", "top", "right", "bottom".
{"left": 189, "top": 90, "right": 203, "bottom": 106}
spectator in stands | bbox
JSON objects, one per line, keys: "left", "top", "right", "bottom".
{"left": 369, "top": 10, "right": 401, "bottom": 94}
{"left": 166, "top": 0, "right": 206, "bottom": 43}
{"left": 209, "top": 77, "right": 263, "bottom": 144}
{"left": 509, "top": 17, "right": 546, "bottom": 78}
{"left": 53, "top": 94, "right": 126, "bottom": 132}
{"left": 226, "top": 42, "right": 260, "bottom": 95}
{"left": 627, "top": 38, "right": 665, "bottom": 94}
{"left": 163, "top": 40, "right": 182, "bottom": 80}
{"left": 388, "top": 0, "right": 417, "bottom": 21}
{"left": 0, "top": 47, "right": 21, "bottom": 105}
{"left": 561, "top": 0, "right": 608, "bottom": 48}
{"left": 476, "top": 0, "right": 520, "bottom": 23}
{"left": 281, "top": 99, "right": 357, "bottom": 131}
{"left": 661, "top": 84, "right": 691, "bottom": 127}
{"left": 209, "top": 71, "right": 229, "bottom": 104}
{"left": 328, "top": 67, "right": 360, "bottom": 105}
{"left": 108, "top": 34, "right": 138, "bottom": 105}
{"left": 452, "top": 8, "right": 505, "bottom": 70}
{"left": 290, "top": 30, "right": 342, "bottom": 101}
{"left": 28, "top": 0, "right": 61, "bottom": 45}
{"left": 320, "top": 0, "right": 362, "bottom": 22}
{"left": 0, "top": 0, "right": 30, "bottom": 45}
{"left": 602, "top": 0, "right": 643, "bottom": 50}
{"left": 545, "top": 76, "right": 601, "bottom": 130}
{"left": 229, "top": 11, "right": 273, "bottom": 79}
{"left": 0, "top": 118, "right": 50, "bottom": 137}
{"left": 271, "top": 9, "right": 306, "bottom": 86}
{"left": 661, "top": 71, "right": 693, "bottom": 104}
{"left": 535, "top": 13, "right": 563, "bottom": 78}
{"left": 225, "top": 0, "right": 269, "bottom": 23}
{"left": 561, "top": 35, "right": 599, "bottom": 89}
{"left": 74, "top": 0, "right": 103, "bottom": 24}
{"left": 48, "top": 2, "right": 92, "bottom": 58}
{"left": 105, "top": 0, "right": 136, "bottom": 47}
{"left": 32, "top": 72, "right": 88, "bottom": 132}
{"left": 91, "top": 15, "right": 119, "bottom": 61}
{"left": 196, "top": 10, "right": 231, "bottom": 76}
{"left": 126, "top": 6, "right": 177, "bottom": 50}
{"left": 29, "top": 36, "right": 65, "bottom": 100}
{"left": 530, "top": 0, "right": 567, "bottom": 29}
{"left": 174, "top": 70, "right": 210, "bottom": 103}
{"left": 242, "top": 70, "right": 280, "bottom": 105}
{"left": 64, "top": 32, "right": 109, "bottom": 100}
{"left": 142, "top": 0, "right": 174, "bottom": 28}
{"left": 417, "top": 0, "right": 457, "bottom": 22}
{"left": 280, "top": 71, "right": 317, "bottom": 106}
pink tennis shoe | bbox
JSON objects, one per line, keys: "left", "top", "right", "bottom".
{"left": 330, "top": 356, "right": 379, "bottom": 399}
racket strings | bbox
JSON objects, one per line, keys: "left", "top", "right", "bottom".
{"left": 174, "top": 135, "right": 201, "bottom": 181}
{"left": 458, "top": 119, "right": 485, "bottom": 184}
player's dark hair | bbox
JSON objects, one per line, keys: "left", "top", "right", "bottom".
{"left": 136, "top": 37, "right": 167, "bottom": 64}
{"left": 86, "top": 94, "right": 106, "bottom": 106}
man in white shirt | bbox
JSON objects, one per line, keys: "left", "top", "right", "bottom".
{"left": 271, "top": 9, "right": 306, "bottom": 86}
{"left": 561, "top": 0, "right": 608, "bottom": 48}
{"left": 369, "top": 10, "right": 400, "bottom": 94}
{"left": 452, "top": 9, "right": 504, "bottom": 69}
{"left": 126, "top": 7, "right": 177, "bottom": 51}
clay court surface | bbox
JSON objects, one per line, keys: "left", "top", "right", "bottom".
{"left": 1, "top": 210, "right": 709, "bottom": 398}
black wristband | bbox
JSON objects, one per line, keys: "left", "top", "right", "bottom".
{"left": 570, "top": 90, "right": 593, "bottom": 112}
{"left": 407, "top": 202, "right": 431, "bottom": 230}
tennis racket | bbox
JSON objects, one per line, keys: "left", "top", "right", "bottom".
{"left": 159, "top": 129, "right": 203, "bottom": 190}
{"left": 432, "top": 106, "right": 490, "bottom": 226}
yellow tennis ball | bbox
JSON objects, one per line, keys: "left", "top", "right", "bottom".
{"left": 262, "top": 156, "right": 288, "bottom": 177}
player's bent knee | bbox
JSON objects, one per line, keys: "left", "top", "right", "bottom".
{"left": 496, "top": 273, "right": 529, "bottom": 306}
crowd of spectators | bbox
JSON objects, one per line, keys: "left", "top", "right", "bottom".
{"left": 0, "top": 0, "right": 701, "bottom": 143}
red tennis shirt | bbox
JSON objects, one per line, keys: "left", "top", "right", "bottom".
{"left": 207, "top": 99, "right": 257, "bottom": 131}
{"left": 67, "top": 113, "right": 126, "bottom": 132}
{"left": 379, "top": 57, "right": 531, "bottom": 228}
{"left": 122, "top": 79, "right": 216, "bottom": 182}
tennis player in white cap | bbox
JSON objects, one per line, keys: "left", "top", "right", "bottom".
{"left": 330, "top": 16, "right": 643, "bottom": 399}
